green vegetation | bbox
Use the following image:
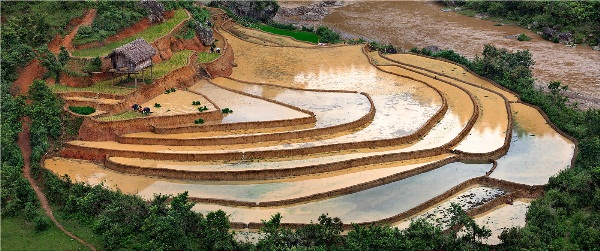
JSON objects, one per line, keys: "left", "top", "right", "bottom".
{"left": 192, "top": 101, "right": 201, "bottom": 105}
{"left": 97, "top": 111, "right": 144, "bottom": 121}
{"left": 174, "top": 20, "right": 197, "bottom": 40}
{"left": 370, "top": 41, "right": 398, "bottom": 54}
{"left": 517, "top": 33, "right": 531, "bottom": 41}
{"left": 154, "top": 103, "right": 161, "bottom": 108}
{"left": 197, "top": 52, "right": 221, "bottom": 63}
{"left": 164, "top": 87, "right": 177, "bottom": 94}
{"left": 1, "top": 217, "right": 88, "bottom": 251}
{"left": 50, "top": 79, "right": 134, "bottom": 95}
{"left": 198, "top": 106, "right": 209, "bottom": 112}
{"left": 72, "top": 9, "right": 188, "bottom": 57}
{"left": 51, "top": 50, "right": 191, "bottom": 95}
{"left": 85, "top": 56, "right": 103, "bottom": 73}
{"left": 1, "top": 2, "right": 89, "bottom": 86}
{"left": 194, "top": 118, "right": 205, "bottom": 124}
{"left": 221, "top": 108, "right": 233, "bottom": 114}
{"left": 258, "top": 24, "right": 319, "bottom": 43}
{"left": 73, "top": 1, "right": 147, "bottom": 46}
{"left": 152, "top": 50, "right": 194, "bottom": 79}
{"left": 68, "top": 106, "right": 96, "bottom": 115}
{"left": 449, "top": 1, "right": 600, "bottom": 45}
{"left": 316, "top": 26, "right": 341, "bottom": 44}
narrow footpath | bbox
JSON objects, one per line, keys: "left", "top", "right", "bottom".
{"left": 17, "top": 118, "right": 96, "bottom": 251}
{"left": 13, "top": 8, "right": 100, "bottom": 250}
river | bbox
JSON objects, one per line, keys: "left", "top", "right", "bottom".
{"left": 276, "top": 0, "right": 600, "bottom": 109}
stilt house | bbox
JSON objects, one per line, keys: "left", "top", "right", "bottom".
{"left": 105, "top": 38, "right": 156, "bottom": 74}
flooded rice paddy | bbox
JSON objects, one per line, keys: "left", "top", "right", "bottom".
{"left": 490, "top": 103, "right": 575, "bottom": 185}
{"left": 51, "top": 13, "right": 575, "bottom": 238}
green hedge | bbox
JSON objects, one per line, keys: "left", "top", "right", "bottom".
{"left": 68, "top": 106, "right": 96, "bottom": 115}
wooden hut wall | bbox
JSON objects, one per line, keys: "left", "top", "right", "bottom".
{"left": 133, "top": 59, "right": 153, "bottom": 72}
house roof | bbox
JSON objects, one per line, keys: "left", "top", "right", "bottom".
{"left": 105, "top": 38, "right": 157, "bottom": 64}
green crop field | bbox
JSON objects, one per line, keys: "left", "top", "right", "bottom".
{"left": 258, "top": 25, "right": 318, "bottom": 43}
{"left": 72, "top": 9, "right": 188, "bottom": 58}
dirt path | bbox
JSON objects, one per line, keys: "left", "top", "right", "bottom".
{"left": 17, "top": 118, "right": 96, "bottom": 251}
{"left": 62, "top": 9, "right": 97, "bottom": 51}
{"left": 12, "top": 9, "right": 100, "bottom": 251}
{"left": 10, "top": 9, "right": 97, "bottom": 95}
{"left": 10, "top": 59, "right": 47, "bottom": 96}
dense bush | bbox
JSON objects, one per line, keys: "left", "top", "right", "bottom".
{"left": 316, "top": 26, "right": 341, "bottom": 44}
{"left": 84, "top": 56, "right": 102, "bottom": 73}
{"left": 68, "top": 106, "right": 96, "bottom": 115}
{"left": 517, "top": 33, "right": 531, "bottom": 41}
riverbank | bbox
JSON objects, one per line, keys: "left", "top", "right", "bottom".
{"left": 275, "top": 1, "right": 600, "bottom": 110}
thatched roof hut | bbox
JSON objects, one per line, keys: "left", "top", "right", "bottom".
{"left": 105, "top": 38, "right": 156, "bottom": 73}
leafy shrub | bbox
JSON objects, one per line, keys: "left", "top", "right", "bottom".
{"left": 84, "top": 56, "right": 103, "bottom": 73}
{"left": 68, "top": 106, "right": 96, "bottom": 115}
{"left": 194, "top": 118, "right": 204, "bottom": 124}
{"left": 34, "top": 215, "right": 51, "bottom": 232}
{"left": 316, "top": 26, "right": 341, "bottom": 44}
{"left": 369, "top": 41, "right": 398, "bottom": 54}
{"left": 164, "top": 87, "right": 176, "bottom": 94}
{"left": 517, "top": 33, "right": 531, "bottom": 41}
{"left": 221, "top": 108, "right": 233, "bottom": 114}
{"left": 192, "top": 101, "right": 201, "bottom": 105}
{"left": 198, "top": 106, "right": 208, "bottom": 112}
{"left": 154, "top": 103, "right": 161, "bottom": 108}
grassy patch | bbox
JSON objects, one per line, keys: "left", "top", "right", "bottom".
{"left": 50, "top": 50, "right": 192, "bottom": 95}
{"left": 50, "top": 80, "right": 134, "bottom": 95}
{"left": 72, "top": 9, "right": 188, "bottom": 58}
{"left": 152, "top": 50, "right": 194, "bottom": 78}
{"left": 197, "top": 52, "right": 221, "bottom": 63}
{"left": 97, "top": 110, "right": 144, "bottom": 121}
{"left": 258, "top": 24, "right": 318, "bottom": 43}
{"left": 51, "top": 207, "right": 104, "bottom": 249}
{"left": 1, "top": 217, "right": 87, "bottom": 251}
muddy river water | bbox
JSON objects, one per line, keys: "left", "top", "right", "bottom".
{"left": 281, "top": 0, "right": 600, "bottom": 108}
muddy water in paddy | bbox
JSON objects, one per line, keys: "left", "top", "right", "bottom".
{"left": 44, "top": 157, "right": 160, "bottom": 194}
{"left": 490, "top": 103, "right": 575, "bottom": 185}
{"left": 212, "top": 77, "right": 371, "bottom": 128}
{"left": 223, "top": 31, "right": 443, "bottom": 146}
{"left": 322, "top": 1, "right": 600, "bottom": 106}
{"left": 137, "top": 155, "right": 451, "bottom": 202}
{"left": 140, "top": 90, "right": 217, "bottom": 116}
{"left": 190, "top": 80, "right": 311, "bottom": 123}
{"left": 368, "top": 51, "right": 510, "bottom": 153}
{"left": 191, "top": 162, "right": 490, "bottom": 224}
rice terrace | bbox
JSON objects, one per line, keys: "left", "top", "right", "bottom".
{"left": 2, "top": 1, "right": 599, "bottom": 250}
